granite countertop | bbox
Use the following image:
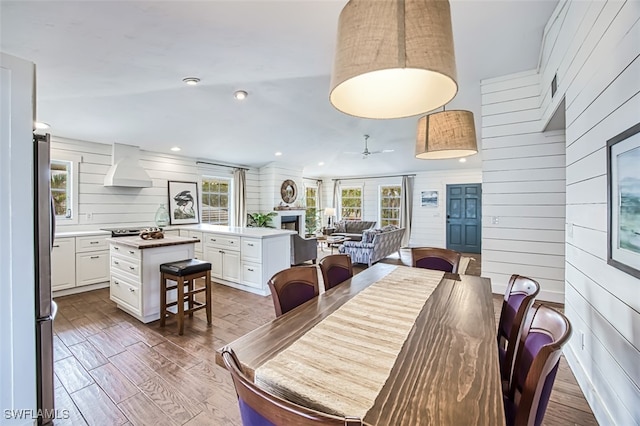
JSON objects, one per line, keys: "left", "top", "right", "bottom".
{"left": 106, "top": 235, "right": 200, "bottom": 249}
{"left": 180, "top": 224, "right": 296, "bottom": 238}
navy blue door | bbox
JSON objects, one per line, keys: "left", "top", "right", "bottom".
{"left": 446, "top": 184, "right": 481, "bottom": 253}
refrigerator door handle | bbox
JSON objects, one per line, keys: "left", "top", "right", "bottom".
{"left": 50, "top": 197, "right": 56, "bottom": 247}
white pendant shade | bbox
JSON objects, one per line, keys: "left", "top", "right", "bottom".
{"left": 415, "top": 110, "right": 478, "bottom": 159}
{"left": 330, "top": 0, "right": 458, "bottom": 119}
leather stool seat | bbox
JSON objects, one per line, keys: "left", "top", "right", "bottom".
{"left": 160, "top": 259, "right": 211, "bottom": 276}
{"left": 160, "top": 259, "right": 212, "bottom": 335}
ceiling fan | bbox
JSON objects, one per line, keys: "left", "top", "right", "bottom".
{"left": 345, "top": 135, "right": 395, "bottom": 159}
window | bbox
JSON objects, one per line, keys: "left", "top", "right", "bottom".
{"left": 202, "top": 176, "right": 231, "bottom": 225}
{"left": 50, "top": 153, "right": 80, "bottom": 225}
{"left": 340, "top": 187, "right": 362, "bottom": 219}
{"left": 380, "top": 185, "right": 401, "bottom": 227}
{"left": 305, "top": 186, "right": 318, "bottom": 234}
{"left": 51, "top": 160, "right": 71, "bottom": 218}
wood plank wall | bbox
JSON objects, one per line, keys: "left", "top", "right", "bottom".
{"left": 51, "top": 137, "right": 260, "bottom": 232}
{"left": 484, "top": 0, "right": 640, "bottom": 424}
{"left": 480, "top": 71, "right": 567, "bottom": 302}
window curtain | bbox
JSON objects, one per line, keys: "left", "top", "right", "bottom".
{"left": 233, "top": 168, "right": 246, "bottom": 227}
{"left": 317, "top": 179, "right": 323, "bottom": 213}
{"left": 332, "top": 180, "right": 339, "bottom": 217}
{"left": 400, "top": 175, "right": 414, "bottom": 247}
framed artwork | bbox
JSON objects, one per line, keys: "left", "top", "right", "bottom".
{"left": 421, "top": 190, "right": 438, "bottom": 208}
{"left": 168, "top": 181, "right": 200, "bottom": 225}
{"left": 607, "top": 122, "right": 640, "bottom": 278}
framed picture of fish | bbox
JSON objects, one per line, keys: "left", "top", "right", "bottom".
{"left": 168, "top": 181, "right": 200, "bottom": 225}
{"left": 607, "top": 122, "right": 640, "bottom": 279}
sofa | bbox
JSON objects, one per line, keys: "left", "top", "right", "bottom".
{"left": 330, "top": 220, "right": 376, "bottom": 242}
{"left": 338, "top": 226, "right": 405, "bottom": 267}
{"left": 291, "top": 234, "right": 317, "bottom": 265}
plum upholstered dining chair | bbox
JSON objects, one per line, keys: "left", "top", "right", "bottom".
{"left": 410, "top": 247, "right": 462, "bottom": 273}
{"left": 267, "top": 265, "right": 319, "bottom": 317}
{"left": 222, "top": 347, "right": 364, "bottom": 426}
{"left": 319, "top": 254, "right": 353, "bottom": 291}
{"left": 497, "top": 274, "right": 540, "bottom": 393}
{"left": 503, "top": 305, "right": 572, "bottom": 426}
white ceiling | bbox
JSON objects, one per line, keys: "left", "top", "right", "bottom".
{"left": 1, "top": 0, "right": 558, "bottom": 178}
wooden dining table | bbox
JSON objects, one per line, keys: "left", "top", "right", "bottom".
{"left": 215, "top": 263, "right": 505, "bottom": 425}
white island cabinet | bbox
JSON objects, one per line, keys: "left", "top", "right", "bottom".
{"left": 180, "top": 224, "right": 294, "bottom": 296}
{"left": 107, "top": 235, "right": 197, "bottom": 323}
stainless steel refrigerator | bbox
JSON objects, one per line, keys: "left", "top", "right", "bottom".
{"left": 34, "top": 132, "right": 57, "bottom": 425}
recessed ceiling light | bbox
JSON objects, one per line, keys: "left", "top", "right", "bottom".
{"left": 35, "top": 122, "right": 50, "bottom": 130}
{"left": 318, "top": 162, "right": 325, "bottom": 166}
{"left": 234, "top": 90, "right": 248, "bottom": 100}
{"left": 170, "top": 147, "right": 181, "bottom": 152}
{"left": 182, "top": 77, "right": 201, "bottom": 86}
{"left": 459, "top": 158, "right": 467, "bottom": 163}
{"left": 275, "top": 152, "right": 282, "bottom": 156}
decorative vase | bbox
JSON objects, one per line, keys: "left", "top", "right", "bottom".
{"left": 155, "top": 203, "right": 170, "bottom": 227}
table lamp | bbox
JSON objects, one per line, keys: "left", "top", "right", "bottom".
{"left": 324, "top": 207, "right": 336, "bottom": 227}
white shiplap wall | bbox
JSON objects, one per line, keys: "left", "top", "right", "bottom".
{"left": 482, "top": 0, "right": 640, "bottom": 425}
{"left": 258, "top": 162, "right": 304, "bottom": 212}
{"left": 51, "top": 137, "right": 260, "bottom": 231}
{"left": 538, "top": 1, "right": 640, "bottom": 424}
{"left": 481, "top": 69, "right": 567, "bottom": 303}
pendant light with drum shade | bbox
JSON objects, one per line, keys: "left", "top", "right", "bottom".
{"left": 329, "top": 0, "right": 458, "bottom": 119}
{"left": 415, "top": 109, "right": 478, "bottom": 159}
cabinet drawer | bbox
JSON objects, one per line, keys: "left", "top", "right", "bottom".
{"left": 110, "top": 274, "right": 141, "bottom": 312}
{"left": 76, "top": 251, "right": 109, "bottom": 286}
{"left": 111, "top": 244, "right": 141, "bottom": 260}
{"left": 189, "top": 231, "right": 203, "bottom": 253}
{"left": 111, "top": 255, "right": 142, "bottom": 280}
{"left": 76, "top": 235, "right": 109, "bottom": 252}
{"left": 241, "top": 238, "right": 262, "bottom": 262}
{"left": 204, "top": 234, "right": 240, "bottom": 250}
{"left": 242, "top": 262, "right": 262, "bottom": 289}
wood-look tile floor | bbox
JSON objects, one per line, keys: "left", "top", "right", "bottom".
{"left": 52, "top": 250, "right": 597, "bottom": 425}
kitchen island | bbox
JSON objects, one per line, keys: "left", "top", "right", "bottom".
{"left": 107, "top": 235, "right": 198, "bottom": 323}
{"left": 178, "top": 224, "right": 295, "bottom": 296}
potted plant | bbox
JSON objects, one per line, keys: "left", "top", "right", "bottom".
{"left": 247, "top": 211, "right": 277, "bottom": 228}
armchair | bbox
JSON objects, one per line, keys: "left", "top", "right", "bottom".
{"left": 290, "top": 234, "right": 317, "bottom": 265}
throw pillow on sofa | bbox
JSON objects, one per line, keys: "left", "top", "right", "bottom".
{"left": 381, "top": 224, "right": 398, "bottom": 232}
{"left": 362, "top": 229, "right": 383, "bottom": 244}
{"left": 334, "top": 221, "right": 347, "bottom": 233}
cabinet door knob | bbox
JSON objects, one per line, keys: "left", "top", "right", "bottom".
{"left": 128, "top": 288, "right": 135, "bottom": 292}
{"left": 129, "top": 266, "right": 135, "bottom": 270}
{"left": 114, "top": 246, "right": 120, "bottom": 250}
{"left": 114, "top": 260, "right": 119, "bottom": 265}
{"left": 114, "top": 280, "right": 120, "bottom": 285}
{"left": 247, "top": 268, "right": 254, "bottom": 272}
{"left": 247, "top": 243, "right": 254, "bottom": 247}
{"left": 128, "top": 250, "right": 135, "bottom": 254}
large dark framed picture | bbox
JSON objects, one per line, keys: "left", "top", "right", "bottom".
{"left": 168, "top": 181, "right": 200, "bottom": 225}
{"left": 607, "top": 122, "right": 640, "bottom": 278}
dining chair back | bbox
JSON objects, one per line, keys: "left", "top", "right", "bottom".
{"left": 222, "top": 347, "right": 364, "bottom": 426}
{"left": 504, "top": 305, "right": 572, "bottom": 426}
{"left": 411, "top": 247, "right": 462, "bottom": 273}
{"left": 319, "top": 254, "right": 354, "bottom": 291}
{"left": 498, "top": 274, "right": 540, "bottom": 392}
{"left": 268, "top": 265, "right": 319, "bottom": 317}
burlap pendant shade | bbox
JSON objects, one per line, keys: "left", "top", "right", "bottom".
{"left": 415, "top": 110, "right": 477, "bottom": 159}
{"left": 330, "top": 0, "right": 457, "bottom": 119}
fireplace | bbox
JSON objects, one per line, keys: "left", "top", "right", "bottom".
{"left": 281, "top": 216, "right": 299, "bottom": 233}
{"left": 272, "top": 210, "right": 305, "bottom": 237}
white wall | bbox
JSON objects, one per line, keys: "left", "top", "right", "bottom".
{"left": 1, "top": 52, "right": 37, "bottom": 426}
{"left": 51, "top": 137, "right": 260, "bottom": 232}
{"left": 409, "top": 169, "right": 482, "bottom": 248}
{"left": 483, "top": 0, "right": 640, "bottom": 423}
{"left": 541, "top": 1, "right": 640, "bottom": 424}
{"left": 480, "top": 70, "right": 567, "bottom": 302}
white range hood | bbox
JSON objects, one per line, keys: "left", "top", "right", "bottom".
{"left": 103, "top": 143, "right": 152, "bottom": 187}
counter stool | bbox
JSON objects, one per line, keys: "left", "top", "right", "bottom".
{"left": 160, "top": 259, "right": 212, "bottom": 335}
